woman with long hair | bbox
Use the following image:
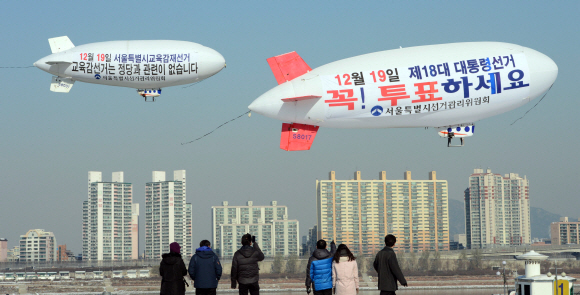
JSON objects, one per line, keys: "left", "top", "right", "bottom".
{"left": 332, "top": 244, "right": 359, "bottom": 295}
{"left": 159, "top": 242, "right": 188, "bottom": 295}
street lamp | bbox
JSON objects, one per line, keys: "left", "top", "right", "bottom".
{"left": 496, "top": 260, "right": 509, "bottom": 295}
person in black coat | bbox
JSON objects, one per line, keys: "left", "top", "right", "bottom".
{"left": 231, "top": 233, "right": 265, "bottom": 295}
{"left": 188, "top": 240, "right": 222, "bottom": 295}
{"left": 373, "top": 235, "right": 408, "bottom": 295}
{"left": 160, "top": 242, "right": 188, "bottom": 295}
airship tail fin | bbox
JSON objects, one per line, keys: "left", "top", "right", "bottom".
{"left": 267, "top": 52, "right": 312, "bottom": 85}
{"left": 48, "top": 36, "right": 75, "bottom": 53}
{"left": 50, "top": 76, "right": 74, "bottom": 93}
{"left": 280, "top": 123, "right": 319, "bottom": 151}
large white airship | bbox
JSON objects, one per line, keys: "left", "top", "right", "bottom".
{"left": 34, "top": 36, "right": 226, "bottom": 101}
{"left": 248, "top": 42, "right": 558, "bottom": 150}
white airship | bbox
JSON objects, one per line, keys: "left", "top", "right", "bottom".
{"left": 248, "top": 42, "right": 558, "bottom": 150}
{"left": 34, "top": 36, "right": 226, "bottom": 101}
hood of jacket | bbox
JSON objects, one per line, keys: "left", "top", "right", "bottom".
{"left": 162, "top": 252, "right": 182, "bottom": 265}
{"left": 195, "top": 246, "right": 215, "bottom": 259}
{"left": 312, "top": 248, "right": 332, "bottom": 260}
{"left": 239, "top": 245, "right": 255, "bottom": 258}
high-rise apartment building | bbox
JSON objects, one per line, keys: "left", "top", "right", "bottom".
{"left": 83, "top": 171, "right": 138, "bottom": 261}
{"left": 7, "top": 246, "right": 20, "bottom": 262}
{"left": 0, "top": 238, "right": 7, "bottom": 262}
{"left": 58, "top": 245, "right": 68, "bottom": 262}
{"left": 465, "top": 168, "right": 531, "bottom": 249}
{"left": 145, "top": 170, "right": 192, "bottom": 258}
{"left": 131, "top": 204, "right": 139, "bottom": 260}
{"left": 19, "top": 229, "right": 57, "bottom": 262}
{"left": 212, "top": 201, "right": 299, "bottom": 257}
{"left": 317, "top": 171, "right": 449, "bottom": 254}
{"left": 550, "top": 217, "right": 580, "bottom": 245}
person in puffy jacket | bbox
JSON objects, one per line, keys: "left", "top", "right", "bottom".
{"left": 306, "top": 239, "right": 336, "bottom": 295}
{"left": 159, "top": 242, "right": 188, "bottom": 295}
{"left": 188, "top": 240, "right": 222, "bottom": 295}
{"left": 332, "top": 244, "right": 359, "bottom": 295}
{"left": 231, "top": 233, "right": 265, "bottom": 295}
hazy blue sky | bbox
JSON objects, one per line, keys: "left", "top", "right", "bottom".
{"left": 1, "top": 1, "right": 578, "bottom": 254}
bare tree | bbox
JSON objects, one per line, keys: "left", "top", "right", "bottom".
{"left": 469, "top": 249, "right": 482, "bottom": 270}
{"left": 456, "top": 250, "right": 467, "bottom": 271}
{"left": 285, "top": 255, "right": 298, "bottom": 274}
{"left": 271, "top": 254, "right": 284, "bottom": 274}
{"left": 396, "top": 251, "right": 406, "bottom": 270}
{"left": 430, "top": 251, "right": 441, "bottom": 272}
{"left": 418, "top": 251, "right": 430, "bottom": 270}
{"left": 408, "top": 251, "right": 417, "bottom": 271}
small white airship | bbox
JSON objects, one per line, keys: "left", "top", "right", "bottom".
{"left": 34, "top": 36, "right": 226, "bottom": 101}
{"left": 248, "top": 42, "right": 558, "bottom": 150}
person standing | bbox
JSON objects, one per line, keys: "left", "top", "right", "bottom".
{"left": 231, "top": 233, "right": 265, "bottom": 295}
{"left": 373, "top": 235, "right": 408, "bottom": 295}
{"left": 189, "top": 240, "right": 222, "bottom": 295}
{"left": 305, "top": 239, "right": 336, "bottom": 295}
{"left": 332, "top": 244, "right": 359, "bottom": 295}
{"left": 160, "top": 242, "right": 188, "bottom": 295}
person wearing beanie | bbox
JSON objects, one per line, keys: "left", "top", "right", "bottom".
{"left": 231, "top": 233, "right": 265, "bottom": 295}
{"left": 160, "top": 242, "right": 188, "bottom": 295}
{"left": 188, "top": 240, "right": 222, "bottom": 295}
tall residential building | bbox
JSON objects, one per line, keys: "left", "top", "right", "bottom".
{"left": 465, "top": 168, "right": 531, "bottom": 249}
{"left": 317, "top": 171, "right": 449, "bottom": 254}
{"left": 306, "top": 226, "right": 318, "bottom": 254}
{"left": 145, "top": 170, "right": 192, "bottom": 259}
{"left": 212, "top": 201, "right": 299, "bottom": 257}
{"left": 58, "top": 245, "right": 68, "bottom": 262}
{"left": 0, "top": 238, "right": 7, "bottom": 262}
{"left": 7, "top": 246, "right": 19, "bottom": 262}
{"left": 550, "top": 217, "right": 580, "bottom": 245}
{"left": 83, "top": 171, "right": 137, "bottom": 261}
{"left": 131, "top": 204, "right": 139, "bottom": 260}
{"left": 19, "top": 229, "right": 57, "bottom": 262}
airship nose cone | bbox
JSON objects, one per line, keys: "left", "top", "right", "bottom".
{"left": 198, "top": 47, "right": 226, "bottom": 79}
{"left": 34, "top": 57, "right": 50, "bottom": 73}
{"left": 248, "top": 82, "right": 294, "bottom": 120}
{"left": 248, "top": 94, "right": 280, "bottom": 117}
{"left": 525, "top": 47, "right": 558, "bottom": 98}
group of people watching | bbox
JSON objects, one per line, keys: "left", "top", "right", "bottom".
{"left": 159, "top": 234, "right": 407, "bottom": 295}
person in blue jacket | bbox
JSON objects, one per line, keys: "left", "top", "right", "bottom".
{"left": 188, "top": 240, "right": 222, "bottom": 295}
{"left": 305, "top": 240, "right": 336, "bottom": 295}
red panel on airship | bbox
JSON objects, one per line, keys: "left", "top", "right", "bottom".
{"left": 280, "top": 123, "right": 319, "bottom": 151}
{"left": 267, "top": 52, "right": 312, "bottom": 84}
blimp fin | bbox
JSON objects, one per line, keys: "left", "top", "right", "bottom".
{"left": 50, "top": 76, "right": 74, "bottom": 93}
{"left": 280, "top": 123, "right": 319, "bottom": 151}
{"left": 48, "top": 36, "right": 75, "bottom": 53}
{"left": 281, "top": 95, "right": 322, "bottom": 102}
{"left": 267, "top": 52, "right": 312, "bottom": 85}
